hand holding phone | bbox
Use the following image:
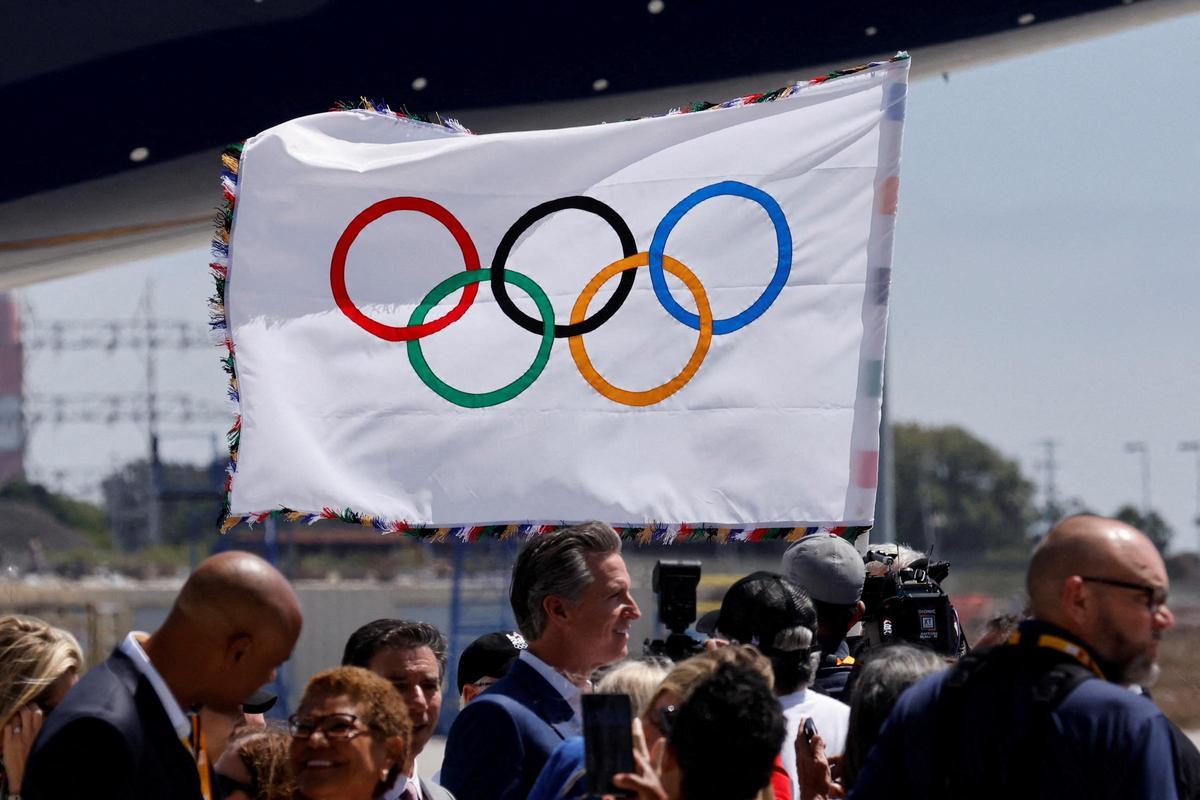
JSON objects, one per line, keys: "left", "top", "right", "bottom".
{"left": 796, "top": 717, "right": 845, "bottom": 799}
{"left": 584, "top": 693, "right": 635, "bottom": 798}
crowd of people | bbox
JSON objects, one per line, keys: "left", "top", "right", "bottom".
{"left": 0, "top": 514, "right": 1194, "bottom": 799}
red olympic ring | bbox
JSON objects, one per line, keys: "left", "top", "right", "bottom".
{"left": 330, "top": 197, "right": 481, "bottom": 341}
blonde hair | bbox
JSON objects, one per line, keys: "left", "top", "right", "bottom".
{"left": 0, "top": 615, "right": 84, "bottom": 727}
{"left": 595, "top": 658, "right": 672, "bottom": 716}
{"left": 652, "top": 644, "right": 775, "bottom": 709}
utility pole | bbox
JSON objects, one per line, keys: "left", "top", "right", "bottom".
{"left": 1123, "top": 441, "right": 1151, "bottom": 518}
{"left": 873, "top": 366, "right": 895, "bottom": 544}
{"left": 142, "top": 282, "right": 162, "bottom": 546}
{"left": 1181, "top": 441, "right": 1200, "bottom": 542}
{"left": 1039, "top": 438, "right": 1059, "bottom": 524}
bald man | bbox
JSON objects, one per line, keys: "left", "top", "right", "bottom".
{"left": 24, "top": 551, "right": 302, "bottom": 800}
{"left": 851, "top": 515, "right": 1183, "bottom": 800}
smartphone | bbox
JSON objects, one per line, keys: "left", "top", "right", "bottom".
{"left": 802, "top": 717, "right": 818, "bottom": 744}
{"left": 583, "top": 693, "right": 634, "bottom": 798}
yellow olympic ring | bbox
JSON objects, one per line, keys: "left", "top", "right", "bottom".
{"left": 569, "top": 252, "right": 713, "bottom": 407}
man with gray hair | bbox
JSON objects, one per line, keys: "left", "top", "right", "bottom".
{"left": 441, "top": 521, "right": 641, "bottom": 800}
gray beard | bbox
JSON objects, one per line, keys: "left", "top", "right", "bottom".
{"left": 1122, "top": 657, "right": 1161, "bottom": 689}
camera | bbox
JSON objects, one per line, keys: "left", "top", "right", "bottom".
{"left": 860, "top": 545, "right": 964, "bottom": 656}
{"left": 643, "top": 560, "right": 707, "bottom": 661}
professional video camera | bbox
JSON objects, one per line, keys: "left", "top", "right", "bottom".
{"left": 643, "top": 560, "right": 707, "bottom": 661}
{"left": 860, "top": 545, "right": 964, "bottom": 656}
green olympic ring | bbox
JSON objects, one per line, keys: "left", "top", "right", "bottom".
{"left": 407, "top": 268, "right": 555, "bottom": 408}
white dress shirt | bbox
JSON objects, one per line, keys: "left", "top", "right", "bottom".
{"left": 119, "top": 631, "right": 191, "bottom": 740}
{"left": 518, "top": 650, "right": 588, "bottom": 737}
{"left": 380, "top": 763, "right": 422, "bottom": 800}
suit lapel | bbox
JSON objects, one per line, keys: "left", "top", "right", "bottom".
{"left": 112, "top": 650, "right": 202, "bottom": 794}
{"left": 508, "top": 659, "right": 575, "bottom": 740}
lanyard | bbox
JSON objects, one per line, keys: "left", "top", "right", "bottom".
{"left": 185, "top": 713, "right": 213, "bottom": 800}
{"left": 1004, "top": 630, "right": 1106, "bottom": 679}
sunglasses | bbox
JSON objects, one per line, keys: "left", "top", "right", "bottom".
{"left": 1080, "top": 576, "right": 1168, "bottom": 613}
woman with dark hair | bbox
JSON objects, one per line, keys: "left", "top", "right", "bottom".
{"left": 794, "top": 643, "right": 946, "bottom": 798}
{"left": 840, "top": 644, "right": 945, "bottom": 788}
{"left": 288, "top": 666, "right": 411, "bottom": 800}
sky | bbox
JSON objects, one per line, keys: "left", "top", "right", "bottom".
{"left": 17, "top": 12, "right": 1200, "bottom": 552}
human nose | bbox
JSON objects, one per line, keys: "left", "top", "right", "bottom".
{"left": 626, "top": 593, "right": 642, "bottom": 620}
{"left": 303, "top": 728, "right": 333, "bottom": 746}
{"left": 1154, "top": 602, "right": 1175, "bottom": 631}
{"left": 408, "top": 686, "right": 428, "bottom": 714}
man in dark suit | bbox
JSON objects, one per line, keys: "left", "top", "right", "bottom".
{"left": 440, "top": 522, "right": 641, "bottom": 800}
{"left": 23, "top": 551, "right": 303, "bottom": 800}
{"left": 341, "top": 618, "right": 457, "bottom": 800}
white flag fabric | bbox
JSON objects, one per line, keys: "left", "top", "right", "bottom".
{"left": 214, "top": 55, "right": 908, "bottom": 542}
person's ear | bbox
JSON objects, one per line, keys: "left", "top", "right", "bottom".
{"left": 461, "top": 683, "right": 481, "bottom": 704}
{"left": 384, "top": 734, "right": 408, "bottom": 772}
{"left": 225, "top": 634, "right": 253, "bottom": 666}
{"left": 1061, "top": 576, "right": 1089, "bottom": 623}
{"left": 543, "top": 594, "right": 571, "bottom": 626}
{"left": 849, "top": 601, "right": 866, "bottom": 630}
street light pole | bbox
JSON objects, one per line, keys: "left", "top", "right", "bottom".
{"left": 1181, "top": 440, "right": 1200, "bottom": 538}
{"left": 1124, "top": 441, "right": 1151, "bottom": 517}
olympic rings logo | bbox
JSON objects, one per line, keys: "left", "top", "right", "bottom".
{"left": 330, "top": 180, "right": 793, "bottom": 408}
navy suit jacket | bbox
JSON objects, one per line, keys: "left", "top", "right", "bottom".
{"left": 440, "top": 657, "right": 575, "bottom": 800}
{"left": 23, "top": 648, "right": 202, "bottom": 800}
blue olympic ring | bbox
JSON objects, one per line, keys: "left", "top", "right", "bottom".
{"left": 647, "top": 180, "right": 792, "bottom": 335}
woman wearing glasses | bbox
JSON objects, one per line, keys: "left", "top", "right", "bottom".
{"left": 288, "top": 666, "right": 411, "bottom": 800}
{"left": 0, "top": 614, "right": 83, "bottom": 800}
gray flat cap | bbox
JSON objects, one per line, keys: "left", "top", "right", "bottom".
{"left": 781, "top": 533, "right": 864, "bottom": 605}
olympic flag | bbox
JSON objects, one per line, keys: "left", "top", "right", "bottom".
{"left": 215, "top": 55, "right": 909, "bottom": 541}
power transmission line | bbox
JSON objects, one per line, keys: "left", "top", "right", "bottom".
{"left": 18, "top": 288, "right": 227, "bottom": 547}
{"left": 24, "top": 393, "right": 230, "bottom": 428}
{"left": 20, "top": 319, "right": 212, "bottom": 352}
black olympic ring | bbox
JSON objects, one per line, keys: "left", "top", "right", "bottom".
{"left": 490, "top": 196, "right": 638, "bottom": 338}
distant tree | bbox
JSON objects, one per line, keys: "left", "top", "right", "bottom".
{"left": 893, "top": 423, "right": 1037, "bottom": 556}
{"left": 0, "top": 479, "right": 111, "bottom": 548}
{"left": 1112, "top": 504, "right": 1173, "bottom": 554}
{"left": 102, "top": 459, "right": 225, "bottom": 550}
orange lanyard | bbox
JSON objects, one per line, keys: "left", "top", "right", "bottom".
{"left": 186, "top": 713, "right": 213, "bottom": 800}
{"left": 1004, "top": 630, "right": 1106, "bottom": 679}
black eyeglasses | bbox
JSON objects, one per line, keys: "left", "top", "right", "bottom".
{"left": 288, "top": 712, "right": 370, "bottom": 740}
{"left": 1080, "top": 576, "right": 1168, "bottom": 613}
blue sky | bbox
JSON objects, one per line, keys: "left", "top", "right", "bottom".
{"left": 20, "top": 12, "right": 1200, "bottom": 551}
